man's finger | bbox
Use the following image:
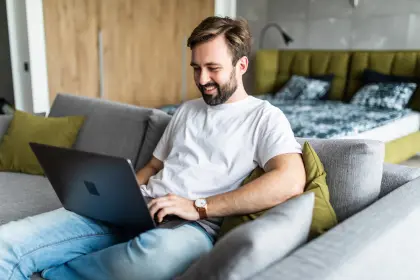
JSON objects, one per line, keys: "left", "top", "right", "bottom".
{"left": 149, "top": 200, "right": 174, "bottom": 220}
{"left": 157, "top": 207, "right": 177, "bottom": 223}
{"left": 147, "top": 194, "right": 175, "bottom": 209}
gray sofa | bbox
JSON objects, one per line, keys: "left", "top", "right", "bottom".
{"left": 0, "top": 93, "right": 419, "bottom": 280}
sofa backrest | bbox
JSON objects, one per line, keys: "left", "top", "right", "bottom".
{"left": 49, "top": 93, "right": 152, "bottom": 167}
{"left": 296, "top": 138, "right": 385, "bottom": 222}
{"left": 380, "top": 163, "right": 420, "bottom": 198}
{"left": 135, "top": 109, "right": 172, "bottom": 171}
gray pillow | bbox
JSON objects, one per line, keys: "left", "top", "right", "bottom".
{"left": 296, "top": 138, "right": 385, "bottom": 221}
{"left": 135, "top": 109, "right": 172, "bottom": 171}
{"left": 177, "top": 192, "right": 315, "bottom": 280}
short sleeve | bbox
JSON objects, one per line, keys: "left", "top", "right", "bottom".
{"left": 152, "top": 106, "right": 183, "bottom": 161}
{"left": 255, "top": 107, "right": 302, "bottom": 169}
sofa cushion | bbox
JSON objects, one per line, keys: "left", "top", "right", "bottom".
{"left": 296, "top": 138, "right": 385, "bottom": 221}
{"left": 178, "top": 192, "right": 314, "bottom": 280}
{"left": 380, "top": 163, "right": 420, "bottom": 198}
{"left": 49, "top": 94, "right": 152, "bottom": 167}
{"left": 0, "top": 172, "right": 61, "bottom": 225}
{"left": 135, "top": 109, "right": 172, "bottom": 171}
{"left": 0, "top": 111, "right": 85, "bottom": 175}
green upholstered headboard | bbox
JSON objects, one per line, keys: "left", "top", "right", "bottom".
{"left": 254, "top": 50, "right": 351, "bottom": 100}
{"left": 347, "top": 51, "right": 420, "bottom": 110}
{"left": 254, "top": 50, "right": 420, "bottom": 108}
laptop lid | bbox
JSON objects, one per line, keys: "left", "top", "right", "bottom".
{"left": 29, "top": 142, "right": 156, "bottom": 233}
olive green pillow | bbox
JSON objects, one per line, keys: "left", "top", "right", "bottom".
{"left": 0, "top": 110, "right": 85, "bottom": 175}
{"left": 218, "top": 141, "right": 338, "bottom": 240}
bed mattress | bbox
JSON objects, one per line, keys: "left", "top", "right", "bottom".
{"left": 340, "top": 111, "right": 420, "bottom": 142}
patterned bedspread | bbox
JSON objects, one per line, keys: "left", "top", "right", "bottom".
{"left": 159, "top": 97, "right": 412, "bottom": 139}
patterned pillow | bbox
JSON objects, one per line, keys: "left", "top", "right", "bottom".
{"left": 297, "top": 78, "right": 331, "bottom": 100}
{"left": 274, "top": 75, "right": 330, "bottom": 100}
{"left": 350, "top": 82, "right": 417, "bottom": 110}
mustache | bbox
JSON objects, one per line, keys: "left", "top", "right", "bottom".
{"left": 199, "top": 82, "right": 219, "bottom": 89}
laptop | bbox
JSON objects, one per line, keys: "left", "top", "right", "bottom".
{"left": 29, "top": 142, "right": 186, "bottom": 234}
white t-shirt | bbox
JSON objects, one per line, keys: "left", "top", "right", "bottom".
{"left": 140, "top": 96, "right": 301, "bottom": 199}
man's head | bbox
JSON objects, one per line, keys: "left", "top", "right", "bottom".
{"left": 187, "top": 16, "right": 251, "bottom": 106}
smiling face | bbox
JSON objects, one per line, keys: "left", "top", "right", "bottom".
{"left": 190, "top": 35, "right": 243, "bottom": 106}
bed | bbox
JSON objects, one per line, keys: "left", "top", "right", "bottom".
{"left": 254, "top": 50, "right": 420, "bottom": 163}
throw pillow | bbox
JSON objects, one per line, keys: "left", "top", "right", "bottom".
{"left": 218, "top": 141, "right": 338, "bottom": 240}
{"left": 177, "top": 192, "right": 315, "bottom": 280}
{"left": 274, "top": 75, "right": 305, "bottom": 100}
{"left": 296, "top": 77, "right": 331, "bottom": 100}
{"left": 350, "top": 82, "right": 417, "bottom": 110}
{"left": 362, "top": 69, "right": 419, "bottom": 85}
{"left": 0, "top": 110, "right": 85, "bottom": 175}
{"left": 274, "top": 75, "right": 331, "bottom": 101}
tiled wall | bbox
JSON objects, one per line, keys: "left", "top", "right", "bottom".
{"left": 237, "top": 0, "right": 420, "bottom": 91}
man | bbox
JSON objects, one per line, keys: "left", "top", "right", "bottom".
{"left": 0, "top": 16, "right": 305, "bottom": 280}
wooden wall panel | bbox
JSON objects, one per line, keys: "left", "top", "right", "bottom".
{"left": 178, "top": 0, "right": 215, "bottom": 102}
{"left": 100, "top": 0, "right": 214, "bottom": 107}
{"left": 43, "top": 0, "right": 100, "bottom": 104}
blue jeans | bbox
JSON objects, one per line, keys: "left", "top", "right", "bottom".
{"left": 0, "top": 208, "right": 213, "bottom": 280}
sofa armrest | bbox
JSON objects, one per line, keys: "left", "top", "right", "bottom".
{"left": 252, "top": 177, "right": 420, "bottom": 280}
{"left": 0, "top": 114, "right": 12, "bottom": 140}
{"left": 380, "top": 163, "right": 420, "bottom": 198}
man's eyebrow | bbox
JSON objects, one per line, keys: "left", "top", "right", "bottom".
{"left": 190, "top": 62, "right": 222, "bottom": 67}
{"left": 205, "top": 63, "right": 222, "bottom": 67}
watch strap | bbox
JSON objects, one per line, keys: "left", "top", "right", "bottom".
{"left": 197, "top": 207, "right": 207, "bottom": 219}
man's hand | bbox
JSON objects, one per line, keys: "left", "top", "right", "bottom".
{"left": 148, "top": 194, "right": 199, "bottom": 223}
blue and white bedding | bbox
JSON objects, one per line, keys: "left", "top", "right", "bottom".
{"left": 159, "top": 97, "right": 412, "bottom": 139}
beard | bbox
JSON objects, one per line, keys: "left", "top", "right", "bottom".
{"left": 198, "top": 69, "right": 238, "bottom": 106}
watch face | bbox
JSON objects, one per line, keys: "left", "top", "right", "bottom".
{"left": 195, "top": 198, "right": 207, "bottom": 208}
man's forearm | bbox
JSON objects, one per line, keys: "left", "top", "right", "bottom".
{"left": 136, "top": 166, "right": 158, "bottom": 185}
{"left": 206, "top": 169, "right": 304, "bottom": 218}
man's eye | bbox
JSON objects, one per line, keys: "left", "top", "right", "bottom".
{"left": 209, "top": 68, "right": 220, "bottom": 71}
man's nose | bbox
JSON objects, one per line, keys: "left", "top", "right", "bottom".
{"left": 198, "top": 70, "right": 210, "bottom": 85}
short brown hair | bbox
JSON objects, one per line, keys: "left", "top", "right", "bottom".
{"left": 187, "top": 16, "right": 252, "bottom": 65}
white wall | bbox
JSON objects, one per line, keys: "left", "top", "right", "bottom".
{"left": 6, "top": 0, "right": 49, "bottom": 114}
{"left": 215, "top": 0, "right": 236, "bottom": 17}
{"left": 25, "top": 0, "right": 49, "bottom": 114}
{"left": 6, "top": 0, "right": 32, "bottom": 112}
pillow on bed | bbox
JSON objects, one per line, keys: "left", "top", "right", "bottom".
{"left": 350, "top": 82, "right": 417, "bottom": 110}
{"left": 275, "top": 75, "right": 331, "bottom": 100}
{"left": 362, "top": 69, "right": 419, "bottom": 85}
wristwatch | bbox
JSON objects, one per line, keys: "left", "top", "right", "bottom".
{"left": 194, "top": 198, "right": 208, "bottom": 219}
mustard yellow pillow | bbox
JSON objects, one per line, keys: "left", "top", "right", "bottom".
{"left": 0, "top": 110, "right": 85, "bottom": 175}
{"left": 218, "top": 141, "right": 338, "bottom": 240}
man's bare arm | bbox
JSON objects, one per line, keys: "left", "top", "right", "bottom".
{"left": 148, "top": 153, "right": 306, "bottom": 223}
{"left": 136, "top": 156, "right": 164, "bottom": 185}
{"left": 206, "top": 153, "right": 306, "bottom": 217}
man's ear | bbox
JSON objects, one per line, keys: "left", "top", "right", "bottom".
{"left": 237, "top": 56, "right": 249, "bottom": 75}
